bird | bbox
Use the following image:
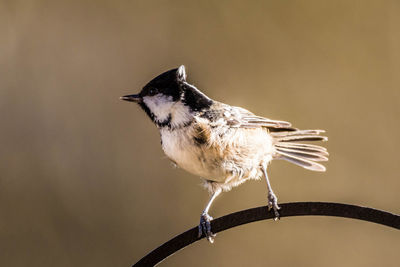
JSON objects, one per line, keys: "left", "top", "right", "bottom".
{"left": 120, "top": 65, "right": 328, "bottom": 243}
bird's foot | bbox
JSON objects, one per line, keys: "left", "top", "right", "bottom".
{"left": 198, "top": 212, "right": 216, "bottom": 243}
{"left": 267, "top": 191, "right": 280, "bottom": 220}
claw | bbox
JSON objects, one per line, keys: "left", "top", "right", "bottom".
{"left": 198, "top": 212, "right": 216, "bottom": 243}
{"left": 267, "top": 191, "right": 280, "bottom": 220}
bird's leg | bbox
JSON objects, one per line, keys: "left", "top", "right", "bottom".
{"left": 261, "top": 165, "right": 280, "bottom": 220}
{"left": 198, "top": 188, "right": 222, "bottom": 243}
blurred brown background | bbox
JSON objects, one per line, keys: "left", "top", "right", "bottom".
{"left": 1, "top": 0, "right": 399, "bottom": 266}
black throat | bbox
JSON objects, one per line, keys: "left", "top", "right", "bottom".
{"left": 137, "top": 102, "right": 171, "bottom": 128}
{"left": 138, "top": 101, "right": 193, "bottom": 130}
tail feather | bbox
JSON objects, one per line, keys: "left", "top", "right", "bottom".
{"left": 275, "top": 147, "right": 328, "bottom": 162}
{"left": 273, "top": 129, "right": 328, "bottom": 172}
{"left": 275, "top": 135, "right": 328, "bottom": 142}
{"left": 275, "top": 143, "right": 328, "bottom": 155}
{"left": 272, "top": 129, "right": 325, "bottom": 137}
{"left": 275, "top": 142, "right": 327, "bottom": 152}
{"left": 278, "top": 152, "right": 326, "bottom": 172}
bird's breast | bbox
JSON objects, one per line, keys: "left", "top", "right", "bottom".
{"left": 160, "top": 124, "right": 274, "bottom": 182}
{"left": 160, "top": 126, "right": 225, "bottom": 180}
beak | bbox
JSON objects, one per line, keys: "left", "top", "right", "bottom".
{"left": 120, "top": 94, "right": 141, "bottom": 103}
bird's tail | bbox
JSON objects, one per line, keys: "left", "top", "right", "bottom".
{"left": 272, "top": 130, "right": 328, "bottom": 172}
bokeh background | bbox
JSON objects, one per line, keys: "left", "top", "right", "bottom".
{"left": 1, "top": 1, "right": 399, "bottom": 266}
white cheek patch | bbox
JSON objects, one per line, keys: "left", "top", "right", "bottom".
{"left": 170, "top": 101, "right": 192, "bottom": 127}
{"left": 143, "top": 94, "right": 174, "bottom": 122}
{"left": 143, "top": 94, "right": 193, "bottom": 127}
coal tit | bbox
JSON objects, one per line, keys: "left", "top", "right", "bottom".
{"left": 121, "top": 66, "right": 328, "bottom": 242}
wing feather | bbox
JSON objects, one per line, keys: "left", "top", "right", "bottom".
{"left": 217, "top": 105, "right": 294, "bottom": 130}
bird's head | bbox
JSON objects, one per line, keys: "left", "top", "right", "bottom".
{"left": 121, "top": 65, "right": 212, "bottom": 128}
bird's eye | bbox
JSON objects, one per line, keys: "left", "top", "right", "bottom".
{"left": 148, "top": 88, "right": 158, "bottom": 96}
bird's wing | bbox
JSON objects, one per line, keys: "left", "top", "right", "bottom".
{"left": 218, "top": 105, "right": 295, "bottom": 131}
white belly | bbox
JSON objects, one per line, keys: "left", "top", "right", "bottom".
{"left": 160, "top": 126, "right": 274, "bottom": 182}
{"left": 161, "top": 127, "right": 224, "bottom": 179}
{"left": 161, "top": 128, "right": 223, "bottom": 179}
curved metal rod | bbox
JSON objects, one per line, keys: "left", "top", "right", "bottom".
{"left": 133, "top": 202, "right": 400, "bottom": 266}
